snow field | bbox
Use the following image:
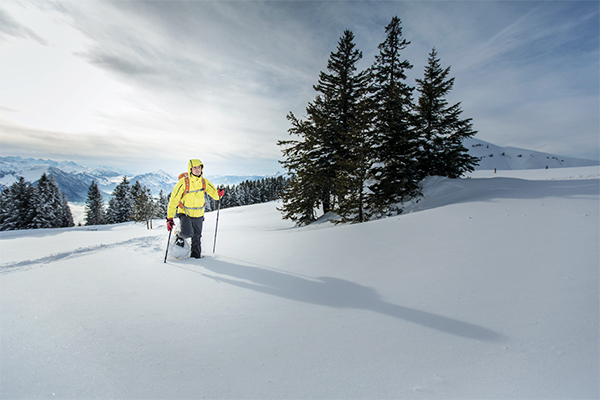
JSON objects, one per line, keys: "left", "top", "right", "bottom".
{"left": 1, "top": 166, "right": 598, "bottom": 399}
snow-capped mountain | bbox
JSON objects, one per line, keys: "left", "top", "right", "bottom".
{"left": 0, "top": 157, "right": 124, "bottom": 202}
{"left": 0, "top": 141, "right": 597, "bottom": 202}
{"left": 0, "top": 157, "right": 280, "bottom": 202}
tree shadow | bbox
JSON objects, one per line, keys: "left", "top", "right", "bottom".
{"left": 184, "top": 257, "right": 507, "bottom": 342}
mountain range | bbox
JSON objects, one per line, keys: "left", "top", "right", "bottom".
{"left": 0, "top": 139, "right": 597, "bottom": 203}
{"left": 0, "top": 157, "right": 274, "bottom": 203}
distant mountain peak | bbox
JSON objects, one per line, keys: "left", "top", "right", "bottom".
{"left": 1, "top": 140, "right": 597, "bottom": 202}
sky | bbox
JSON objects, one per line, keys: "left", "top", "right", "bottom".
{"left": 0, "top": 0, "right": 598, "bottom": 176}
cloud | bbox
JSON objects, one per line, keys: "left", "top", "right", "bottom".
{"left": 0, "top": 0, "right": 597, "bottom": 177}
{"left": 0, "top": 6, "right": 48, "bottom": 45}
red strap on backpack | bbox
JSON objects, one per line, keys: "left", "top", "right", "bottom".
{"left": 177, "top": 172, "right": 205, "bottom": 210}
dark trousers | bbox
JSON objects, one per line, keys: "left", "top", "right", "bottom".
{"left": 178, "top": 214, "right": 204, "bottom": 258}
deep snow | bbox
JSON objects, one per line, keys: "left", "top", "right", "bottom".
{"left": 1, "top": 167, "right": 598, "bottom": 399}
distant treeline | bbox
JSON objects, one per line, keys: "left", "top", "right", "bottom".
{"left": 205, "top": 175, "right": 289, "bottom": 212}
{"left": 0, "top": 173, "right": 74, "bottom": 231}
{"left": 0, "top": 173, "right": 289, "bottom": 231}
{"left": 86, "top": 175, "right": 289, "bottom": 229}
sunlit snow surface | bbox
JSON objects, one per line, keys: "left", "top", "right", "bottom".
{"left": 1, "top": 167, "right": 598, "bottom": 399}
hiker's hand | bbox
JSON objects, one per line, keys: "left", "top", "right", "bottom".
{"left": 166, "top": 218, "right": 175, "bottom": 232}
{"left": 218, "top": 189, "right": 225, "bottom": 198}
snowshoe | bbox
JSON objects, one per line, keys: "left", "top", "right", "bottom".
{"left": 168, "top": 230, "right": 190, "bottom": 260}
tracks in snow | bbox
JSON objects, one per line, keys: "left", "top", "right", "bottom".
{"left": 0, "top": 236, "right": 161, "bottom": 275}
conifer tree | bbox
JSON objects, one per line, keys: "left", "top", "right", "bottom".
{"left": 60, "top": 192, "right": 74, "bottom": 228}
{"left": 85, "top": 180, "right": 106, "bottom": 226}
{"left": 131, "top": 184, "right": 155, "bottom": 229}
{"left": 106, "top": 177, "right": 133, "bottom": 224}
{"left": 278, "top": 30, "right": 371, "bottom": 224}
{"left": 414, "top": 48, "right": 479, "bottom": 179}
{"left": 0, "top": 187, "right": 12, "bottom": 231}
{"left": 278, "top": 115, "right": 322, "bottom": 225}
{"left": 3, "top": 177, "right": 35, "bottom": 230}
{"left": 334, "top": 94, "right": 375, "bottom": 223}
{"left": 369, "top": 16, "right": 422, "bottom": 216}
{"left": 31, "top": 173, "right": 63, "bottom": 229}
{"left": 155, "top": 190, "right": 169, "bottom": 219}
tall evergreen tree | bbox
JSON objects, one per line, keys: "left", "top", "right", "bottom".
{"left": 155, "top": 190, "right": 169, "bottom": 219}
{"left": 0, "top": 187, "right": 13, "bottom": 231}
{"left": 131, "top": 184, "right": 155, "bottom": 229}
{"left": 334, "top": 94, "right": 375, "bottom": 223}
{"left": 278, "top": 116, "right": 322, "bottom": 225}
{"left": 31, "top": 173, "right": 63, "bottom": 229}
{"left": 3, "top": 177, "right": 35, "bottom": 230}
{"left": 60, "top": 192, "right": 74, "bottom": 228}
{"left": 369, "top": 16, "right": 422, "bottom": 216}
{"left": 278, "top": 30, "right": 371, "bottom": 224}
{"left": 85, "top": 180, "right": 105, "bottom": 226}
{"left": 106, "top": 177, "right": 133, "bottom": 224}
{"left": 414, "top": 48, "right": 479, "bottom": 179}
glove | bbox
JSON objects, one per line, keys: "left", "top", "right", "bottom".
{"left": 218, "top": 189, "right": 225, "bottom": 198}
{"left": 166, "top": 218, "right": 175, "bottom": 232}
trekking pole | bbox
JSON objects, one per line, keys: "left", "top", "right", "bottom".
{"left": 164, "top": 229, "right": 172, "bottom": 263}
{"left": 213, "top": 199, "right": 221, "bottom": 253}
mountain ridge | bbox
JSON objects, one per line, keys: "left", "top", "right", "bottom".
{"left": 1, "top": 140, "right": 597, "bottom": 202}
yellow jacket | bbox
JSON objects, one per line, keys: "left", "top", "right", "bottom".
{"left": 167, "top": 159, "right": 220, "bottom": 219}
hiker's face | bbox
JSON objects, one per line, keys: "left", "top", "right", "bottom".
{"left": 191, "top": 165, "right": 202, "bottom": 176}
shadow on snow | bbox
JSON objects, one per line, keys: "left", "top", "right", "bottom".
{"left": 172, "top": 256, "right": 507, "bottom": 343}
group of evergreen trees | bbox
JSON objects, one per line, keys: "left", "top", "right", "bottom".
{"left": 205, "top": 175, "right": 289, "bottom": 211}
{"left": 85, "top": 177, "right": 168, "bottom": 229}
{"left": 0, "top": 173, "right": 74, "bottom": 231}
{"left": 85, "top": 175, "right": 289, "bottom": 229}
{"left": 278, "top": 17, "right": 479, "bottom": 225}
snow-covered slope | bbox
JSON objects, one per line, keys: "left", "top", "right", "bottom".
{"left": 1, "top": 166, "right": 598, "bottom": 399}
{"left": 465, "top": 138, "right": 599, "bottom": 170}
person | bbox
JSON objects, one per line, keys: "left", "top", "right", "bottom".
{"left": 166, "top": 159, "right": 224, "bottom": 258}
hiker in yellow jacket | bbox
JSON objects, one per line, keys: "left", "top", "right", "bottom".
{"left": 166, "top": 159, "right": 224, "bottom": 258}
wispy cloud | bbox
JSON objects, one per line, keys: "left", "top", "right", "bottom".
{"left": 0, "top": 0, "right": 597, "bottom": 174}
{"left": 0, "top": 6, "right": 47, "bottom": 45}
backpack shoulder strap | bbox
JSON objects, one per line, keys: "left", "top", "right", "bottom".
{"left": 177, "top": 172, "right": 190, "bottom": 209}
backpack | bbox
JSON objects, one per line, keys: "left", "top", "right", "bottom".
{"left": 177, "top": 172, "right": 206, "bottom": 210}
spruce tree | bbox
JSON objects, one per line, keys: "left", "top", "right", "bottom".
{"left": 31, "top": 173, "right": 63, "bottom": 229}
{"left": 278, "top": 114, "right": 323, "bottom": 225}
{"left": 278, "top": 30, "right": 371, "bottom": 224}
{"left": 414, "top": 48, "right": 479, "bottom": 179}
{"left": 131, "top": 184, "right": 155, "bottom": 229}
{"left": 369, "top": 16, "right": 422, "bottom": 216}
{"left": 0, "top": 187, "right": 12, "bottom": 231}
{"left": 60, "top": 192, "right": 74, "bottom": 228}
{"left": 334, "top": 94, "right": 375, "bottom": 224}
{"left": 155, "top": 190, "right": 169, "bottom": 219}
{"left": 85, "top": 180, "right": 106, "bottom": 226}
{"left": 106, "top": 177, "right": 133, "bottom": 224}
{"left": 3, "top": 177, "right": 35, "bottom": 230}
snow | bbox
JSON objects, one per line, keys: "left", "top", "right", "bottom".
{"left": 463, "top": 138, "right": 599, "bottom": 170}
{"left": 1, "top": 167, "right": 598, "bottom": 399}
